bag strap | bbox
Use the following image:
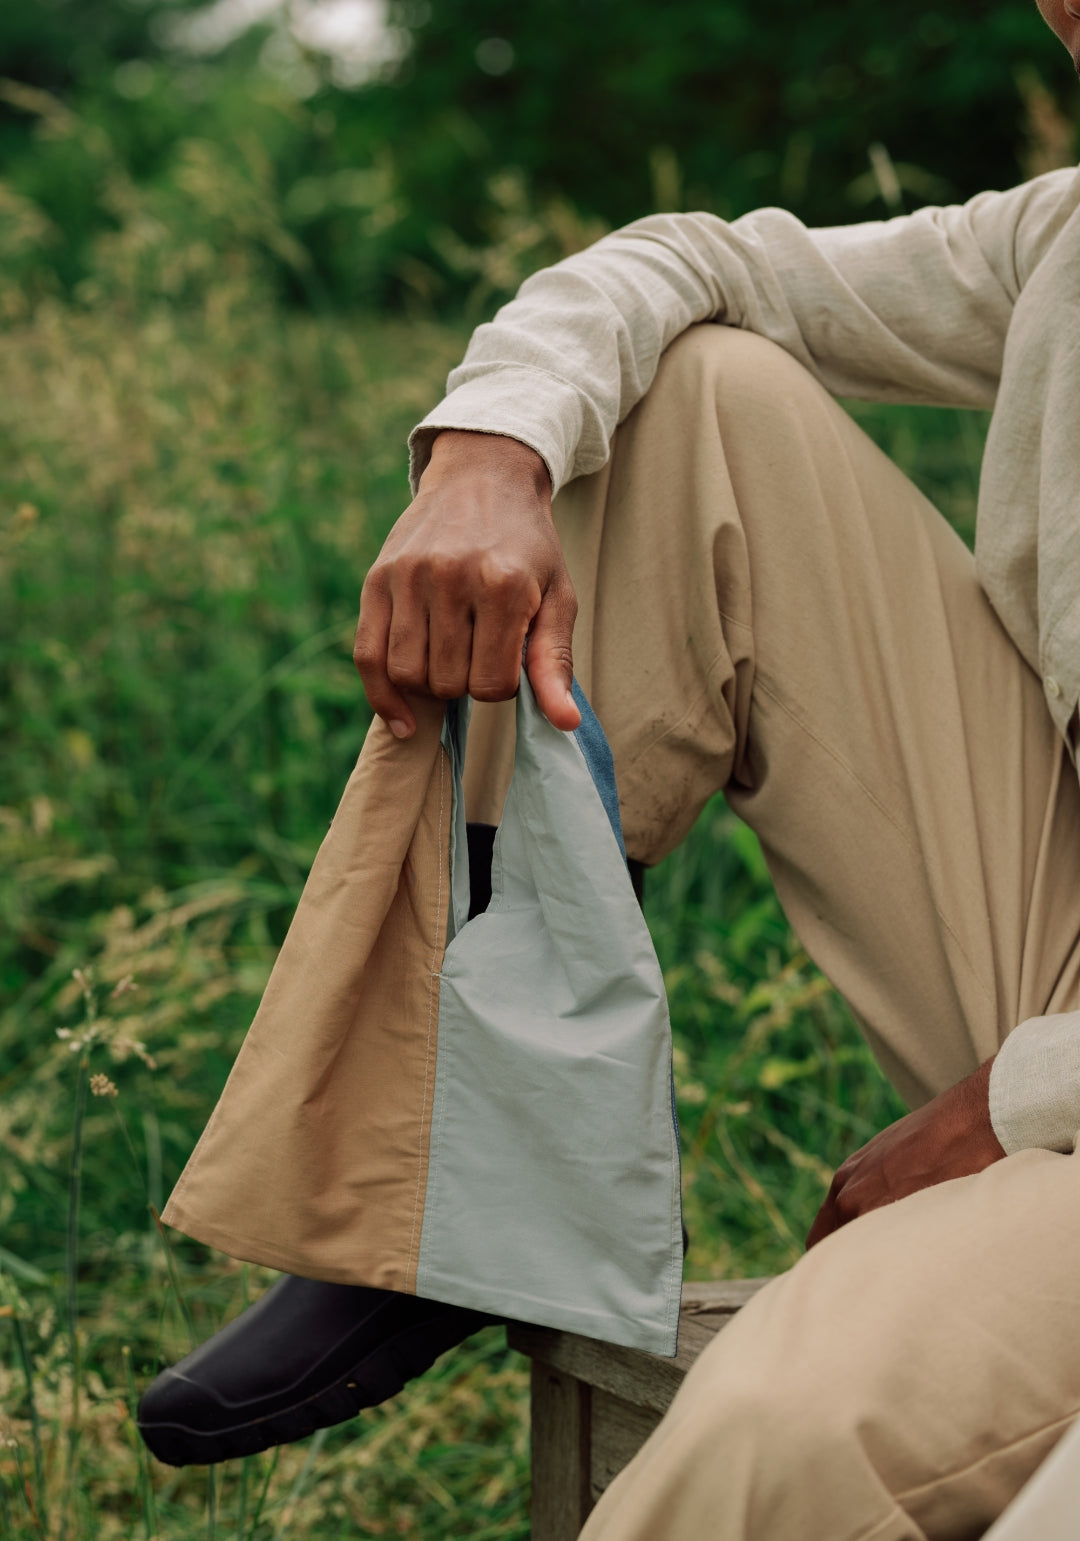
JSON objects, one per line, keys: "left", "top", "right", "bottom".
{"left": 569, "top": 679, "right": 626, "bottom": 862}
{"left": 442, "top": 679, "right": 626, "bottom": 935}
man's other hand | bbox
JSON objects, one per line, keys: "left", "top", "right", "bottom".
{"left": 353, "top": 430, "right": 581, "bottom": 738}
{"left": 806, "top": 1056, "right": 1006, "bottom": 1249}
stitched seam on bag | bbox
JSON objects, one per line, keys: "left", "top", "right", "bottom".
{"left": 753, "top": 673, "right": 997, "bottom": 1017}
{"left": 893, "top": 1403, "right": 1080, "bottom": 1508}
{"left": 406, "top": 748, "right": 447, "bottom": 1289}
{"left": 665, "top": 1103, "right": 682, "bottom": 1344}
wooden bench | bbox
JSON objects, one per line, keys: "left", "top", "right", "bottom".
{"left": 508, "top": 1279, "right": 771, "bottom": 1541}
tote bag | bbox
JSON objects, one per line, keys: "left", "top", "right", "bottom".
{"left": 163, "top": 679, "right": 684, "bottom": 1356}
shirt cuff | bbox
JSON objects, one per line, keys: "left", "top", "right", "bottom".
{"left": 988, "top": 1012, "right": 1080, "bottom": 1154}
{"left": 407, "top": 366, "right": 587, "bottom": 496}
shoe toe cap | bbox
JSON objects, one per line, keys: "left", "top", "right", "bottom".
{"left": 138, "top": 1367, "right": 202, "bottom": 1427}
{"left": 137, "top": 1367, "right": 230, "bottom": 1467}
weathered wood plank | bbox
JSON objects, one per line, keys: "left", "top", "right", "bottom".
{"left": 680, "top": 1278, "right": 773, "bottom": 1313}
{"left": 529, "top": 1361, "right": 593, "bottom": 1541}
{"left": 589, "top": 1388, "right": 664, "bottom": 1502}
{"left": 508, "top": 1278, "right": 772, "bottom": 1416}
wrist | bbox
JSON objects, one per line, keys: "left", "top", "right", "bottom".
{"left": 425, "top": 430, "right": 551, "bottom": 496}
{"left": 960, "top": 1056, "right": 1006, "bottom": 1158}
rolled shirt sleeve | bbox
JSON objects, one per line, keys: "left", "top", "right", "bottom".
{"left": 409, "top": 169, "right": 1076, "bottom": 494}
{"left": 990, "top": 1015, "right": 1080, "bottom": 1155}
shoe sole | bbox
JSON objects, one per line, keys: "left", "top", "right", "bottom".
{"left": 138, "top": 1309, "right": 496, "bottom": 1466}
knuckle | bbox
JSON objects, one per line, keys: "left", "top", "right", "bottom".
{"left": 399, "top": 552, "right": 431, "bottom": 587}
{"left": 360, "top": 563, "right": 390, "bottom": 601}
{"left": 427, "top": 551, "right": 468, "bottom": 591}
{"left": 353, "top": 641, "right": 381, "bottom": 676}
{"left": 470, "top": 670, "right": 519, "bottom": 703}
{"left": 427, "top": 674, "right": 467, "bottom": 701}
{"left": 477, "top": 555, "right": 528, "bottom": 597}
{"left": 823, "top": 1180, "right": 841, "bottom": 1209}
{"left": 428, "top": 645, "right": 468, "bottom": 699}
{"left": 386, "top": 658, "right": 422, "bottom": 689}
{"left": 833, "top": 1188, "right": 860, "bottom": 1225}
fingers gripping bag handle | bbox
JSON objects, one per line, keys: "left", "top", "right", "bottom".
{"left": 426, "top": 679, "right": 684, "bottom": 1354}
{"left": 161, "top": 681, "right": 683, "bottom": 1357}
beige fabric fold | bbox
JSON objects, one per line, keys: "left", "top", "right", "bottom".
{"left": 163, "top": 697, "right": 451, "bottom": 1293}
{"left": 981, "top": 1412, "right": 1080, "bottom": 1541}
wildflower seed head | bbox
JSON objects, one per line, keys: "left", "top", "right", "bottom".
{"left": 111, "top": 1035, "right": 156, "bottom": 1070}
{"left": 90, "top": 1073, "right": 118, "bottom": 1099}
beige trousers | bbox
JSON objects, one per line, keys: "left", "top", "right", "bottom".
{"left": 464, "top": 326, "right": 1080, "bottom": 1540}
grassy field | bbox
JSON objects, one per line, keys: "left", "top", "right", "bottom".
{"left": 0, "top": 289, "right": 989, "bottom": 1538}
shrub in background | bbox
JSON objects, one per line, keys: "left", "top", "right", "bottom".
{"left": 0, "top": 0, "right": 1077, "bottom": 312}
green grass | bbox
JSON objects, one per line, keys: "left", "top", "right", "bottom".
{"left": 0, "top": 290, "right": 989, "bottom": 1537}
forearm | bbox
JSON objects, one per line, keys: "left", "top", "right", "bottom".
{"left": 407, "top": 181, "right": 1079, "bottom": 496}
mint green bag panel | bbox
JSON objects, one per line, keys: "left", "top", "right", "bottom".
{"left": 415, "top": 678, "right": 684, "bottom": 1357}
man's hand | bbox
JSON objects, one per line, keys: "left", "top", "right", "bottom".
{"left": 806, "top": 1056, "right": 1006, "bottom": 1249}
{"left": 353, "top": 430, "right": 581, "bottom": 737}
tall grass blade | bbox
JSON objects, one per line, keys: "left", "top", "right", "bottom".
{"left": 235, "top": 1456, "right": 251, "bottom": 1540}
{"left": 234, "top": 1264, "right": 252, "bottom": 1539}
{"left": 246, "top": 1448, "right": 280, "bottom": 1541}
{"left": 11, "top": 1438, "right": 44, "bottom": 1539}
{"left": 123, "top": 1343, "right": 157, "bottom": 1541}
{"left": 0, "top": 1249, "right": 48, "bottom": 1286}
{"left": 0, "top": 1469, "right": 16, "bottom": 1537}
{"left": 56, "top": 1048, "right": 90, "bottom": 1541}
{"left": 149, "top": 1204, "right": 197, "bottom": 1351}
{"left": 207, "top": 1465, "right": 217, "bottom": 1540}
{"left": 107, "top": 1099, "right": 197, "bottom": 1350}
{"left": 12, "top": 1315, "right": 46, "bottom": 1530}
{"left": 271, "top": 1428, "right": 328, "bottom": 1541}
{"left": 142, "top": 1110, "right": 164, "bottom": 1218}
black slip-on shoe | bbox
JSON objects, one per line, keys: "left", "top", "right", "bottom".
{"left": 137, "top": 1276, "right": 497, "bottom": 1467}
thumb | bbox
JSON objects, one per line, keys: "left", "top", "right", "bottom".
{"left": 525, "top": 578, "right": 580, "bottom": 731}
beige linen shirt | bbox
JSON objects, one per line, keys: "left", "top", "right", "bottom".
{"left": 409, "top": 165, "right": 1080, "bottom": 1156}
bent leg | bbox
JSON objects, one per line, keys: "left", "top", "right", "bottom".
{"left": 465, "top": 323, "right": 1080, "bottom": 1105}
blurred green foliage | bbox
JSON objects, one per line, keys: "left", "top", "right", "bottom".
{"left": 1, "top": 0, "right": 1078, "bottom": 312}
{"left": 0, "top": 4, "right": 1064, "bottom": 1532}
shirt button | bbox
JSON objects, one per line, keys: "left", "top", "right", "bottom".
{"left": 1045, "top": 675, "right": 1062, "bottom": 698}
